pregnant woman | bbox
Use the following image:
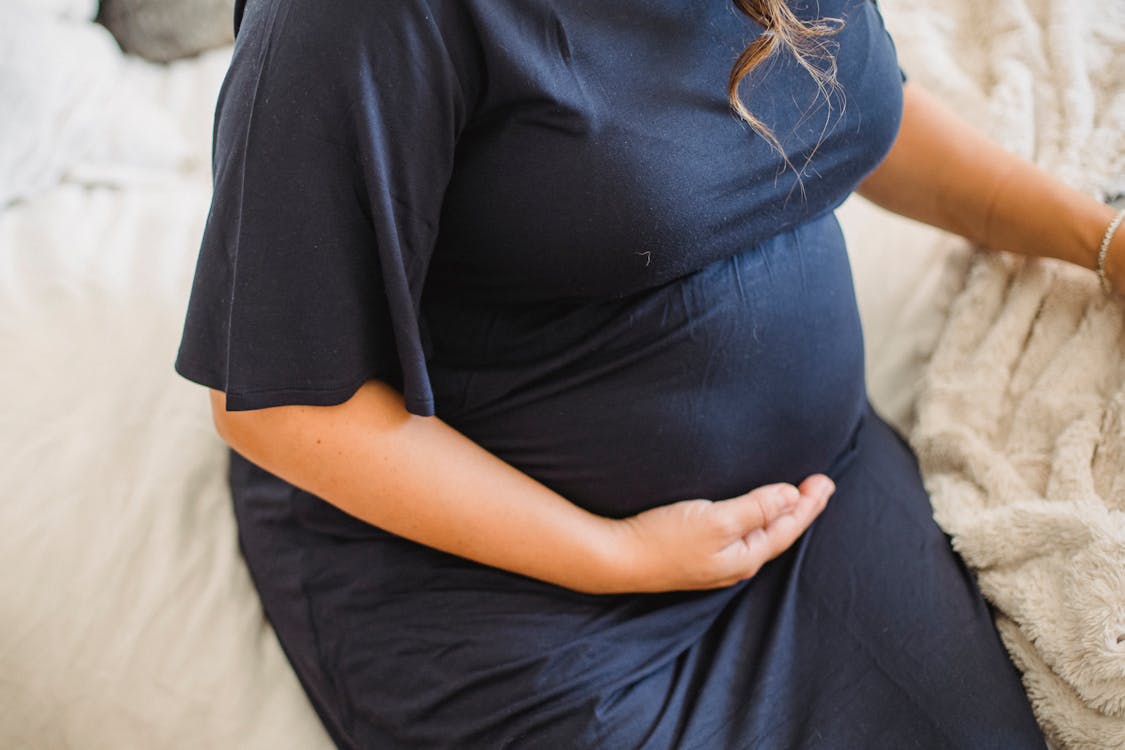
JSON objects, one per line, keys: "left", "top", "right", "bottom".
{"left": 174, "top": 0, "right": 1123, "bottom": 746}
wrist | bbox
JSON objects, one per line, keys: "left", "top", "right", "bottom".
{"left": 1097, "top": 201, "right": 1125, "bottom": 294}
{"left": 582, "top": 513, "right": 680, "bottom": 595}
{"left": 566, "top": 514, "right": 642, "bottom": 595}
{"left": 1104, "top": 229, "right": 1125, "bottom": 295}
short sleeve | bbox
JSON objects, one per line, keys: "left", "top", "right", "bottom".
{"left": 174, "top": 0, "right": 480, "bottom": 416}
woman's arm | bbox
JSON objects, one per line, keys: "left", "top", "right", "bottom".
{"left": 857, "top": 82, "right": 1125, "bottom": 288}
{"left": 211, "top": 380, "right": 834, "bottom": 595}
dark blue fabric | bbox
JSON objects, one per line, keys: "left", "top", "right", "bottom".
{"left": 174, "top": 0, "right": 1046, "bottom": 746}
{"left": 174, "top": 0, "right": 902, "bottom": 416}
{"left": 230, "top": 404, "right": 1045, "bottom": 749}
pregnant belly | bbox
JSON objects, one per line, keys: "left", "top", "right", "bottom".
{"left": 427, "top": 214, "right": 868, "bottom": 518}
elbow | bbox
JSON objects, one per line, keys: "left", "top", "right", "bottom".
{"left": 207, "top": 388, "right": 306, "bottom": 453}
{"left": 208, "top": 388, "right": 238, "bottom": 445}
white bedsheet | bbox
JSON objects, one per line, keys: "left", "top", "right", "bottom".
{"left": 0, "top": 37, "right": 338, "bottom": 748}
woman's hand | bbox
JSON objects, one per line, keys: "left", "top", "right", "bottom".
{"left": 216, "top": 380, "right": 837, "bottom": 597}
{"left": 609, "top": 474, "right": 835, "bottom": 593}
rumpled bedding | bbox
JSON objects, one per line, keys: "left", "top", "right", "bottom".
{"left": 0, "top": 1, "right": 199, "bottom": 207}
{"left": 881, "top": 0, "right": 1125, "bottom": 747}
{"left": 0, "top": 7, "right": 338, "bottom": 745}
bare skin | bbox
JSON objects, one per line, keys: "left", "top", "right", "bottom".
{"left": 210, "top": 80, "right": 1123, "bottom": 595}
{"left": 211, "top": 382, "right": 833, "bottom": 595}
{"left": 858, "top": 82, "right": 1125, "bottom": 286}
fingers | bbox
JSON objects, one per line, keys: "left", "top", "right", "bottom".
{"left": 797, "top": 474, "right": 836, "bottom": 500}
{"left": 712, "top": 475, "right": 834, "bottom": 582}
{"left": 747, "top": 476, "right": 833, "bottom": 559}
{"left": 719, "top": 482, "right": 801, "bottom": 533}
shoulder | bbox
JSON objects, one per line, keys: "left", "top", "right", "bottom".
{"left": 232, "top": 0, "right": 481, "bottom": 58}
{"left": 217, "top": 0, "right": 484, "bottom": 145}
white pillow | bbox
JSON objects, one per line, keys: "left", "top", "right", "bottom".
{"left": 98, "top": 0, "right": 235, "bottom": 63}
{"left": 34, "top": 0, "right": 98, "bottom": 21}
{"left": 0, "top": 3, "right": 191, "bottom": 207}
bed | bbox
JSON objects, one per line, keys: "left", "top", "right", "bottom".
{"left": 1, "top": 0, "right": 1120, "bottom": 747}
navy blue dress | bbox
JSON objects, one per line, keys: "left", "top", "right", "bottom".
{"left": 175, "top": 0, "right": 1048, "bottom": 746}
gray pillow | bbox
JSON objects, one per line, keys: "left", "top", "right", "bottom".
{"left": 97, "top": 0, "right": 234, "bottom": 62}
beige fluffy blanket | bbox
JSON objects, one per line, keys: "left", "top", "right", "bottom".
{"left": 881, "top": 0, "right": 1125, "bottom": 747}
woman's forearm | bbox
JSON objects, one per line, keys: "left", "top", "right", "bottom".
{"left": 211, "top": 380, "right": 626, "bottom": 593}
{"left": 209, "top": 382, "right": 828, "bottom": 598}
{"left": 857, "top": 82, "right": 1124, "bottom": 284}
{"left": 210, "top": 380, "right": 830, "bottom": 595}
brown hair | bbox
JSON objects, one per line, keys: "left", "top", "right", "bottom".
{"left": 728, "top": 0, "right": 844, "bottom": 162}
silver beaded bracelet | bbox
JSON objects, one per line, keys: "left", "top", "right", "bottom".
{"left": 1096, "top": 206, "right": 1125, "bottom": 294}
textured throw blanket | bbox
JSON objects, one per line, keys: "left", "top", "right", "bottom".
{"left": 881, "top": 1, "right": 1125, "bottom": 747}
